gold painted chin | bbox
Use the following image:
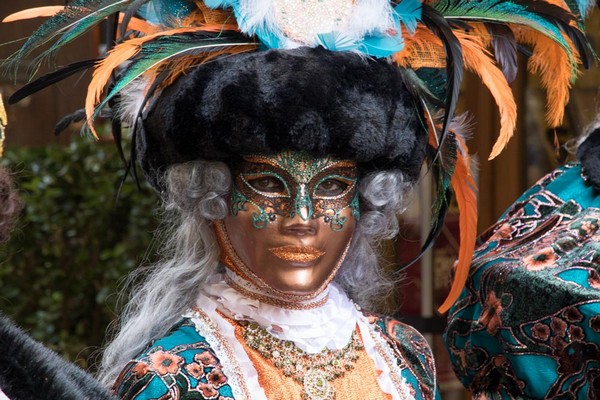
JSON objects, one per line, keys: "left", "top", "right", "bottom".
{"left": 268, "top": 245, "right": 325, "bottom": 263}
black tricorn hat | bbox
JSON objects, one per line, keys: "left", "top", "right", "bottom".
{"left": 136, "top": 47, "right": 426, "bottom": 190}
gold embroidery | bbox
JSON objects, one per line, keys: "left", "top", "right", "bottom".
{"left": 240, "top": 321, "right": 363, "bottom": 400}
{"left": 228, "top": 318, "right": 393, "bottom": 400}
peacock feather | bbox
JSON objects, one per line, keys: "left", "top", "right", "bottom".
{"left": 5, "top": 0, "right": 140, "bottom": 77}
{"left": 86, "top": 31, "right": 256, "bottom": 136}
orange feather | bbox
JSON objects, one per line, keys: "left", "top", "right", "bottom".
{"left": 394, "top": 26, "right": 445, "bottom": 69}
{"left": 514, "top": 27, "right": 579, "bottom": 127}
{"left": 119, "top": 15, "right": 155, "bottom": 35}
{"left": 157, "top": 45, "right": 257, "bottom": 88}
{"left": 438, "top": 139, "right": 478, "bottom": 313}
{"left": 2, "top": 6, "right": 155, "bottom": 36}
{"left": 2, "top": 6, "right": 65, "bottom": 23}
{"left": 86, "top": 25, "right": 247, "bottom": 136}
{"left": 455, "top": 29, "right": 517, "bottom": 160}
{"left": 86, "top": 27, "right": 201, "bottom": 137}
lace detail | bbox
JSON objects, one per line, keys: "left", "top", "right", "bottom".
{"left": 184, "top": 307, "right": 258, "bottom": 400}
{"left": 356, "top": 312, "right": 415, "bottom": 400}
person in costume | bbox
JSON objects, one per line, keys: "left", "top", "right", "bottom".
{"left": 444, "top": 118, "right": 600, "bottom": 399}
{"left": 99, "top": 47, "right": 439, "bottom": 399}
{"left": 1, "top": 0, "right": 594, "bottom": 398}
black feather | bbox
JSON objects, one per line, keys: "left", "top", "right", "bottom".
{"left": 486, "top": 23, "right": 518, "bottom": 84}
{"left": 122, "top": 67, "right": 171, "bottom": 192}
{"left": 420, "top": 4, "right": 464, "bottom": 152}
{"left": 54, "top": 108, "right": 113, "bottom": 136}
{"left": 398, "top": 187, "right": 452, "bottom": 272}
{"left": 118, "top": 0, "right": 150, "bottom": 41}
{"left": 8, "top": 59, "right": 98, "bottom": 105}
{"left": 54, "top": 109, "right": 86, "bottom": 135}
{"left": 106, "top": 11, "right": 119, "bottom": 52}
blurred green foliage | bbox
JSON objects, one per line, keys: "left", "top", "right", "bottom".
{"left": 0, "top": 137, "right": 160, "bottom": 369}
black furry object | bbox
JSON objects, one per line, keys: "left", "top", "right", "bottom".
{"left": 577, "top": 126, "right": 600, "bottom": 192}
{"left": 138, "top": 47, "right": 426, "bottom": 191}
{"left": 0, "top": 314, "right": 115, "bottom": 400}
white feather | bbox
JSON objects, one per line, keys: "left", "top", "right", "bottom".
{"left": 237, "top": 0, "right": 277, "bottom": 34}
{"left": 116, "top": 78, "right": 148, "bottom": 127}
{"left": 349, "top": 0, "right": 394, "bottom": 36}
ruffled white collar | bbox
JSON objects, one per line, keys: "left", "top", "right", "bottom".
{"left": 192, "top": 273, "right": 415, "bottom": 399}
{"left": 200, "top": 272, "right": 357, "bottom": 353}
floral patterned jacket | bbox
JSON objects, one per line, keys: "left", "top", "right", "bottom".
{"left": 113, "top": 312, "right": 438, "bottom": 399}
{"left": 444, "top": 163, "right": 600, "bottom": 399}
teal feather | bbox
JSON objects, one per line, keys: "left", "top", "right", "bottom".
{"left": 86, "top": 33, "right": 255, "bottom": 133}
{"left": 7, "top": 0, "right": 138, "bottom": 77}
{"left": 398, "top": 67, "right": 441, "bottom": 107}
{"left": 431, "top": 0, "right": 580, "bottom": 73}
{"left": 316, "top": 32, "right": 359, "bottom": 53}
{"left": 204, "top": 0, "right": 235, "bottom": 10}
{"left": 415, "top": 68, "right": 447, "bottom": 104}
{"left": 139, "top": 0, "right": 195, "bottom": 26}
{"left": 394, "top": 0, "right": 423, "bottom": 35}
{"left": 565, "top": 0, "right": 594, "bottom": 20}
{"left": 360, "top": 33, "right": 404, "bottom": 58}
{"left": 252, "top": 23, "right": 285, "bottom": 50}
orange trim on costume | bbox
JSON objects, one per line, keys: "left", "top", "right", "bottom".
{"left": 227, "top": 317, "right": 392, "bottom": 400}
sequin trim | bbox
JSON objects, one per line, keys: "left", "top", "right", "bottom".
{"left": 364, "top": 316, "right": 414, "bottom": 400}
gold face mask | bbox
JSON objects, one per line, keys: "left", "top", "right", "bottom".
{"left": 231, "top": 152, "right": 360, "bottom": 230}
{"left": 222, "top": 151, "right": 359, "bottom": 297}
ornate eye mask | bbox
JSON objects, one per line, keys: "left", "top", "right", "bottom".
{"left": 231, "top": 152, "right": 360, "bottom": 230}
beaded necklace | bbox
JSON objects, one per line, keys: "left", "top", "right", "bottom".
{"left": 240, "top": 321, "right": 363, "bottom": 400}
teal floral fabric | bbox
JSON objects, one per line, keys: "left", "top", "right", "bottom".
{"left": 113, "top": 319, "right": 235, "bottom": 399}
{"left": 444, "top": 163, "right": 600, "bottom": 399}
{"left": 114, "top": 313, "right": 439, "bottom": 399}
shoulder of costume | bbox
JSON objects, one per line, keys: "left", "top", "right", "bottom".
{"left": 361, "top": 310, "right": 437, "bottom": 397}
{"left": 113, "top": 317, "right": 235, "bottom": 400}
{"left": 0, "top": 313, "right": 114, "bottom": 400}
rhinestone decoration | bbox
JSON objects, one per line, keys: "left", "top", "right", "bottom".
{"left": 271, "top": 0, "right": 354, "bottom": 45}
{"left": 241, "top": 321, "right": 363, "bottom": 400}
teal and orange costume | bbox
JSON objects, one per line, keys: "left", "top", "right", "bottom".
{"left": 0, "top": 0, "right": 595, "bottom": 399}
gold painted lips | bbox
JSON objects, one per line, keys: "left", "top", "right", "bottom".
{"left": 268, "top": 245, "right": 325, "bottom": 263}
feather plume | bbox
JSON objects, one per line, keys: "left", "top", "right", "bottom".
{"left": 2, "top": 6, "right": 66, "bottom": 22}
{"left": 438, "top": 136, "right": 478, "bottom": 313}
{"left": 514, "top": 27, "right": 578, "bottom": 126}
{"left": 524, "top": 0, "right": 592, "bottom": 68}
{"left": 86, "top": 30, "right": 256, "bottom": 137}
{"left": 486, "top": 23, "right": 518, "bottom": 84}
{"left": 455, "top": 28, "right": 517, "bottom": 160}
{"left": 6, "top": 0, "right": 136, "bottom": 74}
{"left": 2, "top": 5, "right": 153, "bottom": 34}
{"left": 394, "top": 26, "right": 446, "bottom": 69}
{"left": 420, "top": 4, "right": 464, "bottom": 152}
{"left": 8, "top": 59, "right": 98, "bottom": 105}
{"left": 430, "top": 0, "right": 577, "bottom": 64}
